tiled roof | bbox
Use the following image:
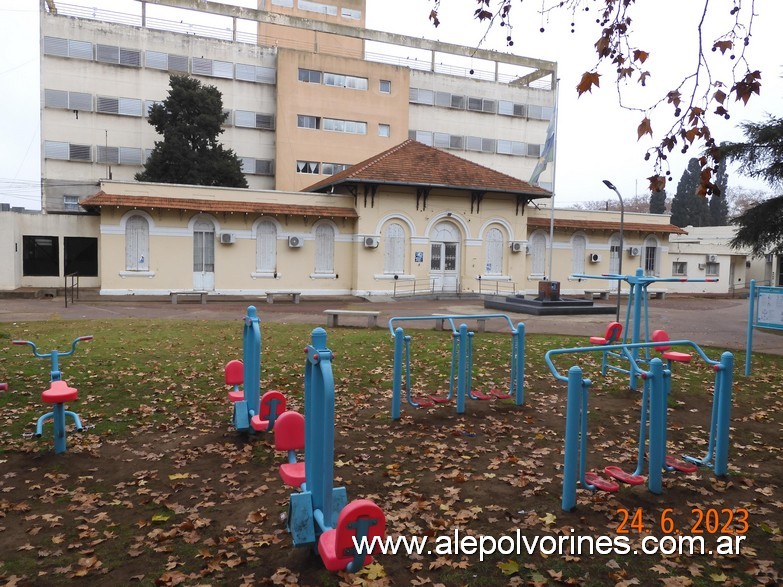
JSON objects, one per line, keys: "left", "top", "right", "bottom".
{"left": 303, "top": 139, "right": 552, "bottom": 199}
{"left": 80, "top": 191, "right": 358, "bottom": 218}
{"left": 527, "top": 216, "right": 687, "bottom": 234}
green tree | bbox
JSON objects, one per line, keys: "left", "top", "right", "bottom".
{"left": 136, "top": 75, "right": 248, "bottom": 188}
{"left": 718, "top": 115, "right": 783, "bottom": 254}
{"left": 649, "top": 188, "right": 666, "bottom": 214}
{"left": 671, "top": 158, "right": 709, "bottom": 227}
{"left": 708, "top": 162, "right": 729, "bottom": 225}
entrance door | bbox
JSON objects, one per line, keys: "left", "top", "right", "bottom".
{"left": 429, "top": 221, "right": 460, "bottom": 292}
{"left": 193, "top": 218, "right": 215, "bottom": 291}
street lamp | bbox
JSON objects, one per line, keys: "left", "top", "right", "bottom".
{"left": 602, "top": 180, "right": 624, "bottom": 321}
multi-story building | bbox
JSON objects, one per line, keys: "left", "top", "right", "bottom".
{"left": 38, "top": 0, "right": 557, "bottom": 211}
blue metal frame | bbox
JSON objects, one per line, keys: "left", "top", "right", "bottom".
{"left": 232, "top": 306, "right": 262, "bottom": 432}
{"left": 12, "top": 336, "right": 92, "bottom": 454}
{"left": 389, "top": 315, "right": 525, "bottom": 420}
{"left": 745, "top": 279, "right": 783, "bottom": 375}
{"left": 572, "top": 268, "right": 718, "bottom": 389}
{"left": 546, "top": 340, "right": 733, "bottom": 511}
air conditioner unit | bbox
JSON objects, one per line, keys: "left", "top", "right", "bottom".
{"left": 628, "top": 246, "right": 641, "bottom": 257}
{"left": 698, "top": 263, "right": 706, "bottom": 270}
{"left": 288, "top": 235, "right": 304, "bottom": 248}
{"left": 706, "top": 254, "right": 718, "bottom": 263}
{"left": 364, "top": 236, "right": 379, "bottom": 248}
{"left": 219, "top": 232, "right": 236, "bottom": 244}
{"left": 510, "top": 241, "right": 524, "bottom": 253}
{"left": 589, "top": 253, "right": 601, "bottom": 263}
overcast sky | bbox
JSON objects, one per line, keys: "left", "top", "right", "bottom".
{"left": 1, "top": 0, "right": 781, "bottom": 210}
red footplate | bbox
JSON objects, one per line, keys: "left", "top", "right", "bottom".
{"left": 585, "top": 471, "right": 620, "bottom": 492}
{"left": 412, "top": 396, "right": 435, "bottom": 407}
{"left": 427, "top": 394, "right": 450, "bottom": 404}
{"left": 490, "top": 389, "right": 512, "bottom": 399}
{"left": 604, "top": 466, "right": 645, "bottom": 485}
{"left": 471, "top": 390, "right": 492, "bottom": 400}
{"left": 665, "top": 455, "right": 698, "bottom": 473}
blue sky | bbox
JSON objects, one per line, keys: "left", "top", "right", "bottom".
{"left": 1, "top": 0, "right": 781, "bottom": 210}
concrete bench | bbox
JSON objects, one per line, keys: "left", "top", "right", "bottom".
{"left": 648, "top": 289, "right": 668, "bottom": 300}
{"left": 432, "top": 314, "right": 487, "bottom": 333}
{"left": 324, "top": 309, "right": 380, "bottom": 328}
{"left": 170, "top": 290, "right": 208, "bottom": 305}
{"left": 266, "top": 291, "right": 301, "bottom": 304}
{"left": 583, "top": 289, "right": 611, "bottom": 300}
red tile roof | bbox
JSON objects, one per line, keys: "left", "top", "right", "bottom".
{"left": 80, "top": 191, "right": 358, "bottom": 218}
{"left": 303, "top": 139, "right": 552, "bottom": 199}
{"left": 527, "top": 216, "right": 686, "bottom": 234}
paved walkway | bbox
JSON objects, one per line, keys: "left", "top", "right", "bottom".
{"left": 1, "top": 295, "right": 781, "bottom": 355}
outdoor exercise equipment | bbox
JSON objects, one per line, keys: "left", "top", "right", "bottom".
{"left": 389, "top": 314, "right": 525, "bottom": 419}
{"left": 274, "top": 410, "right": 306, "bottom": 489}
{"left": 745, "top": 279, "right": 783, "bottom": 375}
{"left": 228, "top": 306, "right": 285, "bottom": 433}
{"left": 0, "top": 383, "right": 8, "bottom": 392}
{"left": 12, "top": 335, "right": 93, "bottom": 454}
{"left": 286, "top": 327, "right": 385, "bottom": 572}
{"left": 573, "top": 268, "right": 717, "bottom": 389}
{"left": 545, "top": 340, "right": 734, "bottom": 511}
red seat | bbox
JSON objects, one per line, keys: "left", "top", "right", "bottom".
{"left": 273, "top": 411, "right": 306, "bottom": 488}
{"left": 225, "top": 360, "right": 244, "bottom": 402}
{"left": 41, "top": 380, "right": 78, "bottom": 404}
{"left": 651, "top": 330, "right": 692, "bottom": 363}
{"left": 318, "top": 500, "right": 386, "bottom": 572}
{"left": 589, "top": 321, "right": 623, "bottom": 345}
{"left": 250, "top": 390, "right": 287, "bottom": 432}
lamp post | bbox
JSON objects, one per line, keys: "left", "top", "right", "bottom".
{"left": 602, "top": 180, "right": 624, "bottom": 321}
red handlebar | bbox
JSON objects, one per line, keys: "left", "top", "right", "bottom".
{"left": 12, "top": 340, "right": 29, "bottom": 345}
{"left": 77, "top": 336, "right": 94, "bottom": 342}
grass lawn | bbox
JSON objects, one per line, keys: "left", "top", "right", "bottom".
{"left": 0, "top": 318, "right": 781, "bottom": 586}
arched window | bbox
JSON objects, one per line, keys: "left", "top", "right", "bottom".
{"left": 383, "top": 222, "right": 405, "bottom": 274}
{"left": 256, "top": 220, "right": 277, "bottom": 272}
{"left": 314, "top": 224, "right": 335, "bottom": 274}
{"left": 530, "top": 231, "right": 547, "bottom": 276}
{"left": 643, "top": 235, "right": 659, "bottom": 276}
{"left": 571, "top": 234, "right": 587, "bottom": 275}
{"left": 609, "top": 233, "right": 621, "bottom": 274}
{"left": 125, "top": 215, "right": 149, "bottom": 271}
{"left": 485, "top": 228, "right": 503, "bottom": 275}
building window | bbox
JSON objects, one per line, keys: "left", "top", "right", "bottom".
{"left": 571, "top": 234, "right": 587, "bottom": 275}
{"left": 485, "top": 228, "right": 503, "bottom": 275}
{"left": 297, "top": 114, "right": 320, "bottom": 129}
{"left": 497, "top": 139, "right": 526, "bottom": 156}
{"left": 379, "top": 79, "right": 391, "bottom": 93}
{"left": 23, "top": 236, "right": 59, "bottom": 276}
{"left": 467, "top": 97, "right": 497, "bottom": 114}
{"left": 296, "top": 160, "right": 320, "bottom": 174}
{"left": 145, "top": 50, "right": 188, "bottom": 72}
{"left": 256, "top": 221, "right": 277, "bottom": 273}
{"left": 44, "top": 89, "right": 92, "bottom": 111}
{"left": 44, "top": 141, "right": 91, "bottom": 162}
{"left": 298, "top": 68, "right": 322, "bottom": 83}
{"left": 235, "top": 63, "right": 276, "bottom": 84}
{"left": 63, "top": 195, "right": 81, "bottom": 211}
{"left": 609, "top": 234, "right": 621, "bottom": 274}
{"left": 530, "top": 231, "right": 547, "bottom": 277}
{"left": 409, "top": 87, "right": 434, "bottom": 105}
{"left": 125, "top": 216, "right": 150, "bottom": 271}
{"left": 235, "top": 110, "right": 275, "bottom": 130}
{"left": 322, "top": 162, "right": 349, "bottom": 175}
{"left": 705, "top": 262, "right": 719, "bottom": 276}
{"left": 43, "top": 37, "right": 92, "bottom": 60}
{"left": 96, "top": 44, "right": 141, "bottom": 67}
{"left": 314, "top": 224, "right": 335, "bottom": 274}
{"left": 272, "top": 0, "right": 294, "bottom": 6}
{"left": 378, "top": 124, "right": 390, "bottom": 138}
{"left": 64, "top": 237, "right": 98, "bottom": 276}
{"left": 322, "top": 118, "right": 367, "bottom": 134}
{"left": 383, "top": 223, "right": 405, "bottom": 274}
{"left": 192, "top": 57, "right": 234, "bottom": 79}
{"left": 643, "top": 236, "right": 660, "bottom": 276}
{"left": 341, "top": 7, "right": 361, "bottom": 19}
{"left": 298, "top": 1, "right": 337, "bottom": 16}
{"left": 672, "top": 261, "right": 687, "bottom": 276}
{"left": 323, "top": 72, "right": 368, "bottom": 90}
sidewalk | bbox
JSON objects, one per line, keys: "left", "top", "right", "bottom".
{"left": 1, "top": 295, "right": 781, "bottom": 355}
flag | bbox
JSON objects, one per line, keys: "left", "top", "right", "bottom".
{"left": 529, "top": 107, "right": 557, "bottom": 186}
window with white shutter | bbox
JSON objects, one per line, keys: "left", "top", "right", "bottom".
{"left": 314, "top": 224, "right": 335, "bottom": 274}
{"left": 256, "top": 221, "right": 277, "bottom": 272}
{"left": 571, "top": 234, "right": 587, "bottom": 275}
{"left": 383, "top": 223, "right": 405, "bottom": 274}
{"left": 530, "top": 231, "right": 547, "bottom": 277}
{"left": 485, "top": 228, "right": 503, "bottom": 275}
{"left": 125, "top": 215, "right": 149, "bottom": 271}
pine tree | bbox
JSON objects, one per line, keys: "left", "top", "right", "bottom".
{"left": 671, "top": 158, "right": 710, "bottom": 227}
{"left": 649, "top": 188, "right": 666, "bottom": 214}
{"left": 708, "top": 161, "right": 729, "bottom": 225}
{"left": 136, "top": 75, "right": 248, "bottom": 188}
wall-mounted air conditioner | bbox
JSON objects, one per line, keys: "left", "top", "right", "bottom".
{"left": 589, "top": 253, "right": 601, "bottom": 263}
{"left": 219, "top": 232, "right": 236, "bottom": 244}
{"left": 706, "top": 254, "right": 718, "bottom": 263}
{"left": 510, "top": 241, "right": 525, "bottom": 253}
{"left": 628, "top": 246, "right": 641, "bottom": 257}
{"left": 364, "top": 236, "right": 379, "bottom": 248}
{"left": 288, "top": 235, "right": 304, "bottom": 248}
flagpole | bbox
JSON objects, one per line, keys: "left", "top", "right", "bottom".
{"left": 547, "top": 78, "right": 560, "bottom": 280}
